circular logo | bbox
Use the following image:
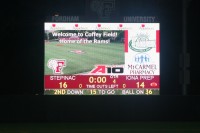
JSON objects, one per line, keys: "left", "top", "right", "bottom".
{"left": 129, "top": 34, "right": 155, "bottom": 52}
{"left": 129, "top": 40, "right": 152, "bottom": 52}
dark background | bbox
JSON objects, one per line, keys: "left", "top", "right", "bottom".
{"left": 1, "top": 0, "right": 200, "bottom": 122}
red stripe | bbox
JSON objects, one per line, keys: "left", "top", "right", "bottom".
{"left": 44, "top": 75, "right": 160, "bottom": 89}
{"left": 124, "top": 30, "right": 128, "bottom": 52}
{"left": 156, "top": 30, "right": 160, "bottom": 53}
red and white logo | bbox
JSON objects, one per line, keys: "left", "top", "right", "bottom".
{"left": 90, "top": 65, "right": 124, "bottom": 75}
{"left": 141, "top": 24, "right": 145, "bottom": 28}
{"left": 75, "top": 24, "right": 78, "bottom": 27}
{"left": 52, "top": 24, "right": 56, "bottom": 27}
{"left": 139, "top": 24, "right": 154, "bottom": 30}
{"left": 47, "top": 59, "right": 66, "bottom": 74}
{"left": 150, "top": 82, "right": 157, "bottom": 87}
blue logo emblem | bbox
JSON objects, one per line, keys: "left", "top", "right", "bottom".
{"left": 134, "top": 53, "right": 150, "bottom": 63}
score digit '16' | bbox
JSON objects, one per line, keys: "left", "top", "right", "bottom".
{"left": 59, "top": 82, "right": 68, "bottom": 88}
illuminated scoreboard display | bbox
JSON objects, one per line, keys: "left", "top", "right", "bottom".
{"left": 44, "top": 23, "right": 160, "bottom": 95}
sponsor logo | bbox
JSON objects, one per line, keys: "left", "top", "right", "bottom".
{"left": 96, "top": 24, "right": 112, "bottom": 30}
{"left": 73, "top": 24, "right": 88, "bottom": 30}
{"left": 134, "top": 53, "right": 151, "bottom": 64}
{"left": 127, "top": 64, "right": 157, "bottom": 75}
{"left": 90, "top": 65, "right": 124, "bottom": 74}
{"left": 129, "top": 33, "right": 156, "bottom": 52}
{"left": 49, "top": 23, "right": 65, "bottom": 30}
{"left": 47, "top": 59, "right": 66, "bottom": 75}
{"left": 139, "top": 24, "right": 154, "bottom": 30}
{"left": 117, "top": 24, "right": 132, "bottom": 30}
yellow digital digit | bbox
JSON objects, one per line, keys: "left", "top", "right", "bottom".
{"left": 136, "top": 82, "right": 145, "bottom": 88}
{"left": 89, "top": 77, "right": 94, "bottom": 83}
{"left": 102, "top": 77, "right": 106, "bottom": 83}
{"left": 123, "top": 84, "right": 126, "bottom": 88}
{"left": 63, "top": 82, "right": 67, "bottom": 88}
{"left": 90, "top": 89, "right": 97, "bottom": 95}
{"left": 59, "top": 82, "right": 68, "bottom": 88}
{"left": 145, "top": 89, "right": 153, "bottom": 95}
{"left": 59, "top": 82, "right": 62, "bottom": 88}
{"left": 140, "top": 82, "right": 145, "bottom": 88}
{"left": 96, "top": 77, "right": 107, "bottom": 83}
{"left": 79, "top": 84, "right": 82, "bottom": 88}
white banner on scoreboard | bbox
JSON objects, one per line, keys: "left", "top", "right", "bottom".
{"left": 44, "top": 23, "right": 159, "bottom": 31}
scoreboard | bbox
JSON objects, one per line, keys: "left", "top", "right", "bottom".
{"left": 44, "top": 23, "right": 160, "bottom": 95}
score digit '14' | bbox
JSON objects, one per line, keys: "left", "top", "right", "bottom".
{"left": 136, "top": 82, "right": 145, "bottom": 88}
